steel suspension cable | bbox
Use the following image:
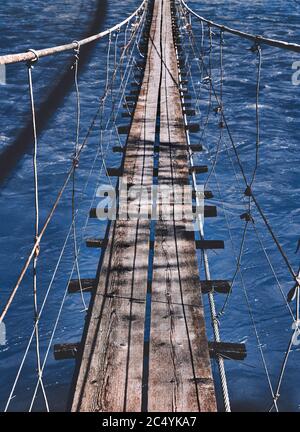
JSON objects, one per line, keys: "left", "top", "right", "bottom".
{"left": 26, "top": 51, "right": 50, "bottom": 412}
{"left": 4, "top": 9, "right": 145, "bottom": 410}
{"left": 0, "top": 8, "right": 145, "bottom": 324}
{"left": 71, "top": 42, "right": 88, "bottom": 313}
{"left": 0, "top": 0, "right": 148, "bottom": 65}
{"left": 179, "top": 0, "right": 300, "bottom": 53}
{"left": 27, "top": 18, "right": 145, "bottom": 410}
{"left": 177, "top": 3, "right": 279, "bottom": 410}
{"left": 180, "top": 6, "right": 298, "bottom": 285}
{"left": 174, "top": 21, "right": 231, "bottom": 411}
{"left": 178, "top": 3, "right": 300, "bottom": 410}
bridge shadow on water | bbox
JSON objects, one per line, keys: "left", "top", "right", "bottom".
{"left": 0, "top": 0, "right": 108, "bottom": 186}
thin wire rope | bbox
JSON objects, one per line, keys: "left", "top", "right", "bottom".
{"left": 206, "top": 159, "right": 278, "bottom": 409}
{"left": 215, "top": 109, "right": 300, "bottom": 328}
{"left": 204, "top": 28, "right": 224, "bottom": 189}
{"left": 213, "top": 91, "right": 299, "bottom": 412}
{"left": 27, "top": 57, "right": 50, "bottom": 412}
{"left": 180, "top": 6, "right": 298, "bottom": 284}
{"left": 0, "top": 9, "right": 144, "bottom": 323}
{"left": 179, "top": 4, "right": 300, "bottom": 411}
{"left": 179, "top": 0, "right": 300, "bottom": 53}
{"left": 175, "top": 9, "right": 231, "bottom": 411}
{"left": 184, "top": 0, "right": 298, "bottom": 322}
{"left": 0, "top": 0, "right": 148, "bottom": 65}
{"left": 27, "top": 16, "right": 144, "bottom": 410}
{"left": 71, "top": 43, "right": 88, "bottom": 313}
{"left": 28, "top": 78, "right": 136, "bottom": 414}
{"left": 185, "top": 12, "right": 298, "bottom": 411}
{"left": 250, "top": 43, "right": 262, "bottom": 187}
{"left": 184, "top": 40, "right": 278, "bottom": 408}
{"left": 6, "top": 16, "right": 143, "bottom": 411}
{"left": 177, "top": 5, "right": 279, "bottom": 410}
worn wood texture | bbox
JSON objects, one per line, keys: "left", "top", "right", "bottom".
{"left": 148, "top": 0, "right": 217, "bottom": 412}
{"left": 71, "top": 0, "right": 162, "bottom": 412}
{"left": 71, "top": 0, "right": 216, "bottom": 413}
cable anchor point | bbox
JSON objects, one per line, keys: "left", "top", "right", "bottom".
{"left": 27, "top": 49, "right": 39, "bottom": 68}
{"left": 71, "top": 40, "right": 80, "bottom": 69}
{"left": 34, "top": 236, "right": 40, "bottom": 257}
{"left": 73, "top": 156, "right": 79, "bottom": 169}
{"left": 244, "top": 185, "right": 252, "bottom": 197}
{"left": 240, "top": 212, "right": 254, "bottom": 223}
{"left": 249, "top": 37, "right": 261, "bottom": 54}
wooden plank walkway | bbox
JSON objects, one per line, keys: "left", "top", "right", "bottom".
{"left": 70, "top": 0, "right": 216, "bottom": 412}
{"left": 148, "top": 0, "right": 216, "bottom": 412}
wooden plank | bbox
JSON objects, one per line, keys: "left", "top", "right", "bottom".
{"left": 208, "top": 342, "right": 247, "bottom": 361}
{"left": 85, "top": 238, "right": 107, "bottom": 249}
{"left": 148, "top": 0, "right": 216, "bottom": 413}
{"left": 70, "top": 0, "right": 163, "bottom": 412}
{"left": 68, "top": 279, "right": 95, "bottom": 294}
{"left": 54, "top": 343, "right": 80, "bottom": 360}
{"left": 200, "top": 280, "right": 231, "bottom": 295}
{"left": 196, "top": 240, "right": 225, "bottom": 250}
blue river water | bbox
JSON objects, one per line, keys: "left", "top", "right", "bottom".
{"left": 0, "top": 0, "right": 299, "bottom": 412}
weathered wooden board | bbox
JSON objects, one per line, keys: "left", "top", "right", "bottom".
{"left": 147, "top": 0, "right": 217, "bottom": 412}
{"left": 70, "top": 0, "right": 162, "bottom": 412}
{"left": 70, "top": 0, "right": 217, "bottom": 413}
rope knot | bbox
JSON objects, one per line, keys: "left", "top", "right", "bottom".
{"left": 72, "top": 41, "right": 80, "bottom": 67}
{"left": 220, "top": 27, "right": 225, "bottom": 45}
{"left": 73, "top": 40, "right": 80, "bottom": 54}
{"left": 244, "top": 185, "right": 252, "bottom": 197}
{"left": 202, "top": 75, "right": 211, "bottom": 84}
{"left": 73, "top": 156, "right": 79, "bottom": 169}
{"left": 34, "top": 237, "right": 40, "bottom": 257}
{"left": 240, "top": 212, "right": 254, "bottom": 223}
{"left": 214, "top": 105, "right": 222, "bottom": 114}
{"left": 250, "top": 38, "right": 261, "bottom": 54}
{"left": 27, "top": 49, "right": 39, "bottom": 68}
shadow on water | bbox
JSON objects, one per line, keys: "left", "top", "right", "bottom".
{"left": 0, "top": 0, "right": 107, "bottom": 186}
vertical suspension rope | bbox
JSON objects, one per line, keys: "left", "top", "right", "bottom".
{"left": 27, "top": 49, "right": 49, "bottom": 412}
{"left": 250, "top": 42, "right": 262, "bottom": 186}
{"left": 174, "top": 7, "right": 231, "bottom": 412}
{"left": 71, "top": 41, "right": 88, "bottom": 313}
{"left": 204, "top": 28, "right": 224, "bottom": 188}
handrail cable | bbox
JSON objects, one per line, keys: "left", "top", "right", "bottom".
{"left": 0, "top": 0, "right": 148, "bottom": 65}
{"left": 179, "top": 3, "right": 298, "bottom": 285}
{"left": 27, "top": 17, "right": 146, "bottom": 410}
{"left": 178, "top": 6, "right": 300, "bottom": 410}
{"left": 27, "top": 51, "right": 50, "bottom": 412}
{"left": 180, "top": 0, "right": 300, "bottom": 323}
{"left": 175, "top": 8, "right": 231, "bottom": 411}
{"left": 71, "top": 41, "right": 88, "bottom": 313}
{"left": 0, "top": 6, "right": 146, "bottom": 325}
{"left": 5, "top": 13, "right": 144, "bottom": 410}
{"left": 180, "top": 0, "right": 300, "bottom": 54}
{"left": 177, "top": 10, "right": 278, "bottom": 410}
{"left": 5, "top": 19, "right": 142, "bottom": 411}
{"left": 178, "top": 4, "right": 300, "bottom": 327}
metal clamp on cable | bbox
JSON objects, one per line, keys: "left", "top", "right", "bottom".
{"left": 73, "top": 156, "right": 79, "bottom": 169}
{"left": 71, "top": 41, "right": 80, "bottom": 71}
{"left": 27, "top": 49, "right": 39, "bottom": 68}
{"left": 240, "top": 212, "right": 254, "bottom": 223}
{"left": 220, "top": 27, "right": 225, "bottom": 45}
{"left": 244, "top": 185, "right": 252, "bottom": 197}
{"left": 34, "top": 236, "right": 40, "bottom": 257}
{"left": 249, "top": 37, "right": 261, "bottom": 53}
{"left": 73, "top": 40, "right": 80, "bottom": 58}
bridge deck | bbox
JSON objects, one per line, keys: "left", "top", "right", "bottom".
{"left": 70, "top": 0, "right": 217, "bottom": 412}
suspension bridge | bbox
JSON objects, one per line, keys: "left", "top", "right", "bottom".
{"left": 0, "top": 0, "right": 300, "bottom": 413}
